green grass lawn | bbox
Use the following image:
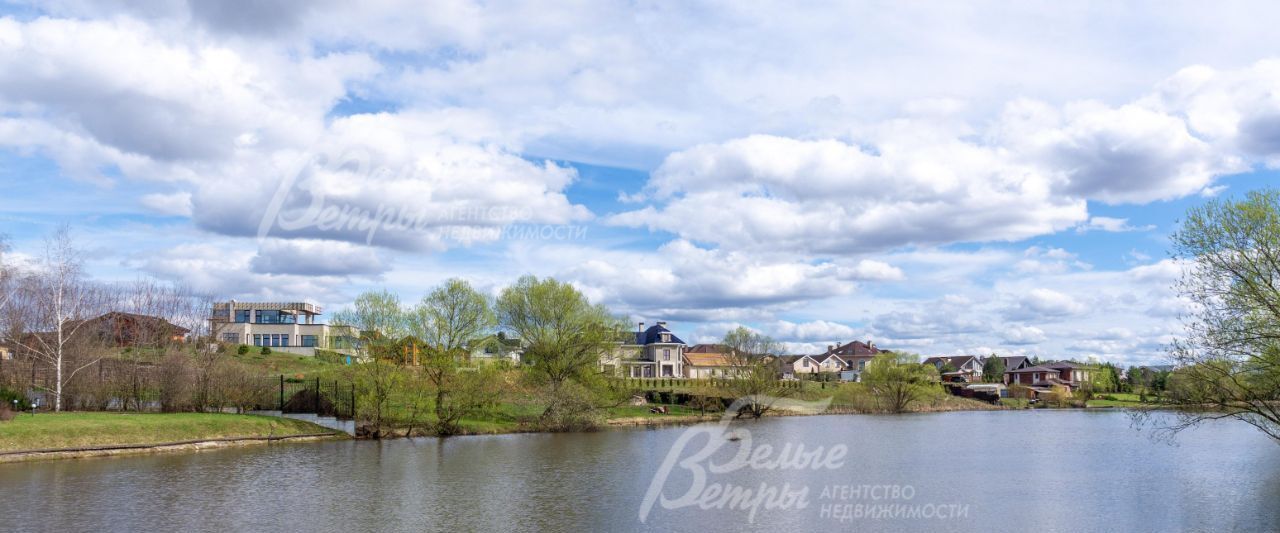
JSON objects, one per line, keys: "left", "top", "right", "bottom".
{"left": 1086, "top": 392, "right": 1155, "bottom": 408}
{"left": 234, "top": 352, "right": 342, "bottom": 377}
{"left": 0, "top": 412, "right": 338, "bottom": 452}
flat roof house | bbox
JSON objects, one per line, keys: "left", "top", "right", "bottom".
{"left": 209, "top": 301, "right": 357, "bottom": 356}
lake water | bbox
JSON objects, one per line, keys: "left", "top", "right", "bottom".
{"left": 2, "top": 410, "right": 1278, "bottom": 532}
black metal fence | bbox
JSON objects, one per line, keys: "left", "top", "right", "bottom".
{"left": 275, "top": 376, "right": 355, "bottom": 419}
{"left": 610, "top": 377, "right": 806, "bottom": 390}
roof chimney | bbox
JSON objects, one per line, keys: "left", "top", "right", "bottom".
{"left": 827, "top": 345, "right": 834, "bottom": 353}
{"left": 656, "top": 321, "right": 667, "bottom": 328}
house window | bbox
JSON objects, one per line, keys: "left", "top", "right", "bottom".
{"left": 663, "top": 349, "right": 671, "bottom": 361}
{"left": 235, "top": 310, "right": 251, "bottom": 323}
{"left": 254, "top": 334, "right": 289, "bottom": 347}
{"left": 222, "top": 333, "right": 239, "bottom": 343}
{"left": 803, "top": 359, "right": 810, "bottom": 367}
{"left": 858, "top": 361, "right": 866, "bottom": 370}
{"left": 300, "top": 335, "right": 317, "bottom": 347}
{"left": 661, "top": 333, "right": 670, "bottom": 342}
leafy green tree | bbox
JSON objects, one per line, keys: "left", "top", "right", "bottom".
{"left": 1162, "top": 190, "right": 1280, "bottom": 442}
{"left": 1091, "top": 363, "right": 1122, "bottom": 393}
{"left": 720, "top": 326, "right": 793, "bottom": 418}
{"left": 982, "top": 354, "right": 1006, "bottom": 383}
{"left": 332, "top": 289, "right": 408, "bottom": 437}
{"left": 407, "top": 279, "right": 498, "bottom": 435}
{"left": 496, "top": 275, "right": 619, "bottom": 427}
{"left": 862, "top": 352, "right": 939, "bottom": 413}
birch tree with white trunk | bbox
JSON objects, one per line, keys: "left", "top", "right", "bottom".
{"left": 9, "top": 227, "right": 107, "bottom": 411}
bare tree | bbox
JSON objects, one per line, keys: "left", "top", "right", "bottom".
{"left": 0, "top": 234, "right": 13, "bottom": 316}
{"left": 8, "top": 227, "right": 108, "bottom": 411}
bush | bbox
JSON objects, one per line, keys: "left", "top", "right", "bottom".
{"left": 0, "top": 386, "right": 30, "bottom": 411}
{"left": 158, "top": 353, "right": 194, "bottom": 412}
{"left": 260, "top": 346, "right": 272, "bottom": 355}
{"left": 237, "top": 345, "right": 250, "bottom": 355}
{"left": 315, "top": 349, "right": 349, "bottom": 365}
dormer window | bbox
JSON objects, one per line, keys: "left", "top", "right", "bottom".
{"left": 661, "top": 333, "right": 670, "bottom": 343}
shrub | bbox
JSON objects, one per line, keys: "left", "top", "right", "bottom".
{"left": 237, "top": 345, "right": 250, "bottom": 355}
{"left": 158, "top": 353, "right": 194, "bottom": 412}
{"left": 0, "top": 386, "right": 30, "bottom": 411}
{"left": 260, "top": 346, "right": 272, "bottom": 355}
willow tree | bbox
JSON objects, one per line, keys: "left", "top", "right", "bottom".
{"left": 1163, "top": 190, "right": 1280, "bottom": 442}
{"left": 496, "top": 275, "right": 618, "bottom": 427}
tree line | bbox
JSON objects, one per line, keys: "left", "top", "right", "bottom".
{"left": 0, "top": 227, "right": 264, "bottom": 415}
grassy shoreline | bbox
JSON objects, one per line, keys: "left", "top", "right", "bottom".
{"left": 0, "top": 412, "right": 343, "bottom": 459}
{"left": 0, "top": 398, "right": 1136, "bottom": 461}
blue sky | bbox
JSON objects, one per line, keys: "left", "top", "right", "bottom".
{"left": 3, "top": 1, "right": 1280, "bottom": 364}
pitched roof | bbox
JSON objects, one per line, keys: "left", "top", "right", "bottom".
{"left": 1043, "top": 361, "right": 1094, "bottom": 370}
{"left": 925, "top": 355, "right": 979, "bottom": 369}
{"left": 1000, "top": 356, "right": 1030, "bottom": 370}
{"left": 683, "top": 352, "right": 734, "bottom": 367}
{"left": 814, "top": 352, "right": 846, "bottom": 365}
{"left": 633, "top": 323, "right": 686, "bottom": 346}
{"left": 687, "top": 343, "right": 727, "bottom": 353}
{"left": 827, "top": 340, "right": 884, "bottom": 357}
{"left": 1007, "top": 365, "right": 1057, "bottom": 373}
{"left": 69, "top": 312, "right": 191, "bottom": 336}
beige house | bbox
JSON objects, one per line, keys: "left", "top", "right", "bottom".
{"left": 600, "top": 322, "right": 686, "bottom": 378}
{"left": 777, "top": 355, "right": 821, "bottom": 378}
{"left": 209, "top": 301, "right": 357, "bottom": 356}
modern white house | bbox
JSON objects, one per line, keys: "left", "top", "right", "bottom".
{"left": 209, "top": 301, "right": 357, "bottom": 356}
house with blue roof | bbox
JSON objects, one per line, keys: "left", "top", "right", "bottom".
{"left": 601, "top": 321, "right": 686, "bottom": 378}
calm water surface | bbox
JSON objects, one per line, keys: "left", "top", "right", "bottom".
{"left": 1, "top": 410, "right": 1278, "bottom": 532}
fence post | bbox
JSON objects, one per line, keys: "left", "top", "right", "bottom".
{"left": 314, "top": 377, "right": 321, "bottom": 414}
{"left": 278, "top": 375, "right": 284, "bottom": 411}
{"left": 350, "top": 382, "right": 356, "bottom": 419}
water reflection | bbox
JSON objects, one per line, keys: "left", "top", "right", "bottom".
{"left": 0, "top": 410, "right": 1276, "bottom": 532}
